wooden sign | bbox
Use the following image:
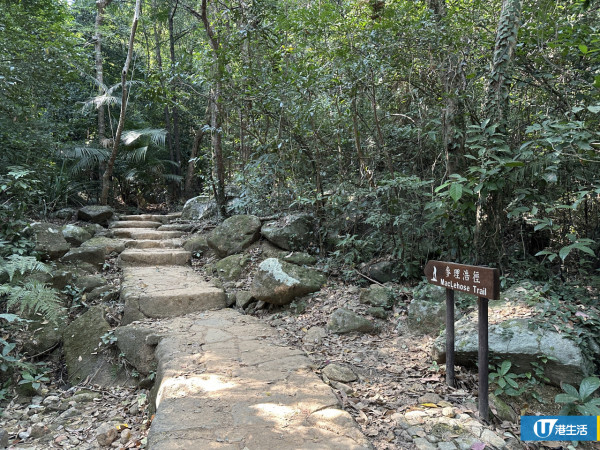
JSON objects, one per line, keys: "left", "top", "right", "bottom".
{"left": 424, "top": 260, "right": 500, "bottom": 300}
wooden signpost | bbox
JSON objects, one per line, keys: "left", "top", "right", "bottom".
{"left": 424, "top": 260, "right": 500, "bottom": 422}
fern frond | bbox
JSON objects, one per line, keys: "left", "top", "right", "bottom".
{"left": 62, "top": 147, "right": 110, "bottom": 174}
{"left": 122, "top": 128, "right": 167, "bottom": 147}
{"left": 0, "top": 255, "right": 51, "bottom": 282}
{"left": 0, "top": 281, "right": 65, "bottom": 323}
{"left": 162, "top": 174, "right": 184, "bottom": 184}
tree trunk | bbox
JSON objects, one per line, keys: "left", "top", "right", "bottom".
{"left": 95, "top": 0, "right": 112, "bottom": 146}
{"left": 184, "top": 127, "right": 204, "bottom": 198}
{"left": 484, "top": 0, "right": 524, "bottom": 132}
{"left": 100, "top": 0, "right": 141, "bottom": 206}
{"left": 168, "top": 2, "right": 181, "bottom": 177}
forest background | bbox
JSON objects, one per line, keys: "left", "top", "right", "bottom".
{"left": 1, "top": 0, "right": 599, "bottom": 280}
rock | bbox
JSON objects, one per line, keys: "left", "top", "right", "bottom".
{"left": 30, "top": 422, "right": 47, "bottom": 438}
{"left": 87, "top": 285, "right": 119, "bottom": 303}
{"left": 43, "top": 395, "right": 61, "bottom": 407}
{"left": 207, "top": 254, "right": 251, "bottom": 282}
{"left": 413, "top": 437, "right": 437, "bottom": 450}
{"left": 30, "top": 266, "right": 73, "bottom": 290}
{"left": 363, "top": 260, "right": 399, "bottom": 283}
{"left": 249, "top": 258, "right": 326, "bottom": 306}
{"left": 490, "top": 393, "right": 518, "bottom": 423}
{"left": 120, "top": 428, "right": 132, "bottom": 444}
{"left": 62, "top": 306, "right": 130, "bottom": 386}
{"left": 61, "top": 224, "right": 92, "bottom": 246}
{"left": 235, "top": 291, "right": 254, "bottom": 309}
{"left": 70, "top": 391, "right": 101, "bottom": 403}
{"left": 180, "top": 195, "right": 217, "bottom": 220}
{"left": 28, "top": 222, "right": 70, "bottom": 260}
{"left": 0, "top": 428, "right": 8, "bottom": 448}
{"left": 327, "top": 308, "right": 378, "bottom": 334}
{"left": 96, "top": 422, "right": 118, "bottom": 447}
{"left": 78, "top": 205, "right": 115, "bottom": 225}
{"left": 322, "top": 364, "right": 357, "bottom": 383}
{"left": 418, "top": 393, "right": 441, "bottom": 404}
{"left": 84, "top": 223, "right": 111, "bottom": 236}
{"left": 359, "top": 286, "right": 392, "bottom": 309}
{"left": 226, "top": 292, "right": 236, "bottom": 307}
{"left": 407, "top": 283, "right": 463, "bottom": 335}
{"left": 367, "top": 307, "right": 388, "bottom": 319}
{"left": 81, "top": 236, "right": 126, "bottom": 255}
{"left": 432, "top": 317, "right": 594, "bottom": 386}
{"left": 114, "top": 325, "right": 158, "bottom": 375}
{"left": 302, "top": 326, "right": 327, "bottom": 345}
{"left": 183, "top": 234, "right": 211, "bottom": 255}
{"left": 207, "top": 215, "right": 262, "bottom": 257}
{"left": 60, "top": 246, "right": 105, "bottom": 270}
{"left": 261, "top": 213, "right": 314, "bottom": 251}
{"left": 54, "top": 207, "right": 77, "bottom": 220}
{"left": 480, "top": 429, "right": 505, "bottom": 448}
{"left": 22, "top": 319, "right": 61, "bottom": 356}
{"left": 501, "top": 280, "right": 544, "bottom": 303}
{"left": 281, "top": 252, "right": 317, "bottom": 266}
{"left": 75, "top": 275, "right": 106, "bottom": 293}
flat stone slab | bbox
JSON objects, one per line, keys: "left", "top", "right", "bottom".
{"left": 120, "top": 266, "right": 226, "bottom": 324}
{"left": 157, "top": 223, "right": 195, "bottom": 232}
{"left": 124, "top": 239, "right": 183, "bottom": 249}
{"left": 120, "top": 214, "right": 169, "bottom": 223}
{"left": 122, "top": 309, "right": 370, "bottom": 449}
{"left": 112, "top": 229, "right": 186, "bottom": 240}
{"left": 118, "top": 249, "right": 191, "bottom": 267}
{"left": 110, "top": 220, "right": 162, "bottom": 229}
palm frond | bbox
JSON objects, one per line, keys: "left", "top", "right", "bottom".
{"left": 162, "top": 173, "right": 184, "bottom": 184}
{"left": 62, "top": 147, "right": 110, "bottom": 174}
{"left": 122, "top": 128, "right": 167, "bottom": 147}
{"left": 121, "top": 146, "right": 148, "bottom": 164}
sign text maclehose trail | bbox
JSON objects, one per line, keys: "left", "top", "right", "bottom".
{"left": 424, "top": 261, "right": 500, "bottom": 300}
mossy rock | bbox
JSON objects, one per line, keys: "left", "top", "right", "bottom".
{"left": 207, "top": 254, "right": 251, "bottom": 282}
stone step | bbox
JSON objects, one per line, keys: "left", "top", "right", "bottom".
{"left": 120, "top": 214, "right": 169, "bottom": 223}
{"left": 112, "top": 229, "right": 186, "bottom": 240}
{"left": 156, "top": 223, "right": 194, "bottom": 232}
{"left": 124, "top": 239, "right": 183, "bottom": 249}
{"left": 164, "top": 212, "right": 182, "bottom": 221}
{"left": 118, "top": 249, "right": 191, "bottom": 267}
{"left": 115, "top": 309, "right": 369, "bottom": 449}
{"left": 110, "top": 220, "right": 162, "bottom": 229}
{"left": 119, "top": 266, "right": 226, "bottom": 324}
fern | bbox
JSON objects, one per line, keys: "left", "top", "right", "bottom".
{"left": 0, "top": 255, "right": 65, "bottom": 323}
{"left": 121, "top": 128, "right": 167, "bottom": 146}
{"left": 0, "top": 255, "right": 51, "bottom": 283}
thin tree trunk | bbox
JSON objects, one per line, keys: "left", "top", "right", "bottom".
{"left": 168, "top": 1, "right": 181, "bottom": 177}
{"left": 184, "top": 127, "right": 204, "bottom": 198}
{"left": 95, "top": 0, "right": 112, "bottom": 146}
{"left": 100, "top": 0, "right": 141, "bottom": 206}
{"left": 351, "top": 93, "right": 372, "bottom": 186}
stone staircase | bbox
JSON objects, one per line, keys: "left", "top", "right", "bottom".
{"left": 111, "top": 213, "right": 370, "bottom": 450}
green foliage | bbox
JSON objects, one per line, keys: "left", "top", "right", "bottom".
{"left": 0, "top": 255, "right": 65, "bottom": 324}
{"left": 489, "top": 360, "right": 527, "bottom": 397}
{"left": 555, "top": 377, "right": 600, "bottom": 416}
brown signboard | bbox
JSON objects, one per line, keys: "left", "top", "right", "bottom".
{"left": 424, "top": 260, "right": 500, "bottom": 300}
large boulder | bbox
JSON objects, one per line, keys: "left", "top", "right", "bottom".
{"left": 29, "top": 222, "right": 70, "bottom": 260}
{"left": 327, "top": 308, "right": 378, "bottom": 334}
{"left": 22, "top": 318, "right": 62, "bottom": 356}
{"left": 362, "top": 261, "right": 399, "bottom": 283}
{"left": 77, "top": 205, "right": 115, "bottom": 226}
{"left": 249, "top": 258, "right": 326, "bottom": 306}
{"left": 407, "top": 283, "right": 466, "bottom": 335}
{"left": 359, "top": 286, "right": 392, "bottom": 309}
{"left": 261, "top": 214, "right": 314, "bottom": 251}
{"left": 207, "top": 254, "right": 251, "bottom": 282}
{"left": 60, "top": 247, "right": 106, "bottom": 270}
{"left": 61, "top": 224, "right": 92, "bottom": 246}
{"left": 180, "top": 195, "right": 217, "bottom": 220}
{"left": 206, "top": 215, "right": 261, "bottom": 258}
{"left": 62, "top": 306, "right": 131, "bottom": 386}
{"left": 432, "top": 317, "right": 594, "bottom": 386}
{"left": 183, "top": 234, "right": 212, "bottom": 255}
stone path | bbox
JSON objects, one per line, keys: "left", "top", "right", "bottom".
{"left": 112, "top": 214, "right": 371, "bottom": 449}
